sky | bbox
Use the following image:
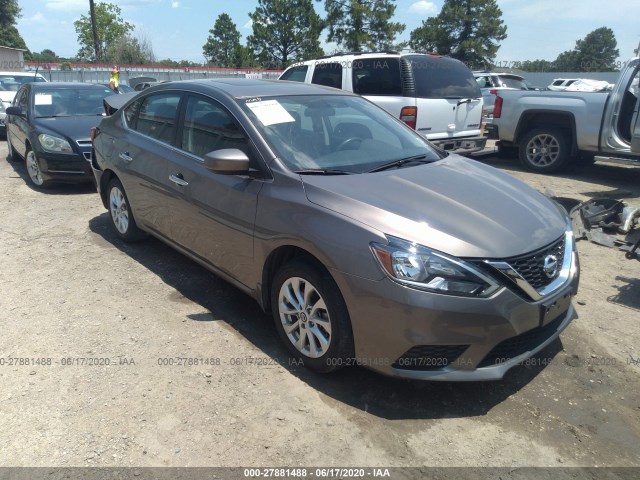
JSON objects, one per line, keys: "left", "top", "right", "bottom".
{"left": 15, "top": 0, "right": 639, "bottom": 65}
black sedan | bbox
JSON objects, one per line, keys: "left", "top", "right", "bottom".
{"left": 5, "top": 82, "right": 117, "bottom": 188}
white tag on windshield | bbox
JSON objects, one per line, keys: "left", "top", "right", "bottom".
{"left": 34, "top": 94, "right": 52, "bottom": 105}
{"left": 246, "top": 100, "right": 294, "bottom": 126}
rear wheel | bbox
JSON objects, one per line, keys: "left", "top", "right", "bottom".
{"left": 25, "top": 148, "right": 50, "bottom": 188}
{"left": 271, "top": 258, "right": 354, "bottom": 373}
{"left": 519, "top": 128, "right": 571, "bottom": 173}
{"left": 107, "top": 178, "right": 147, "bottom": 242}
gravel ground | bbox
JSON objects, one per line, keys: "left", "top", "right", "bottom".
{"left": 0, "top": 140, "right": 639, "bottom": 471}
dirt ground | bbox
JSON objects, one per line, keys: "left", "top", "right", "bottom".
{"left": 0, "top": 140, "right": 639, "bottom": 472}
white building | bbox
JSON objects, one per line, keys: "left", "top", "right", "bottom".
{"left": 0, "top": 45, "right": 26, "bottom": 72}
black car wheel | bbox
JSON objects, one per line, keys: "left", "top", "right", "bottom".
{"left": 271, "top": 258, "right": 354, "bottom": 373}
{"left": 107, "top": 178, "right": 147, "bottom": 242}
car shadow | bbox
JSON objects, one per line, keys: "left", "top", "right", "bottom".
{"left": 476, "top": 155, "right": 640, "bottom": 200}
{"left": 4, "top": 154, "right": 96, "bottom": 195}
{"left": 607, "top": 275, "right": 640, "bottom": 311}
{"left": 88, "top": 212, "right": 563, "bottom": 421}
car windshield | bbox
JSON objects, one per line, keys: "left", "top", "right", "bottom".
{"left": 32, "top": 86, "right": 114, "bottom": 118}
{"left": 239, "top": 95, "right": 442, "bottom": 174}
{"left": 0, "top": 74, "right": 46, "bottom": 92}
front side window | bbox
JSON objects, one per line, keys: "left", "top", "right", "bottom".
{"left": 280, "top": 66, "right": 308, "bottom": 83}
{"left": 311, "top": 63, "right": 343, "bottom": 89}
{"left": 14, "top": 88, "right": 28, "bottom": 110}
{"left": 181, "top": 95, "right": 249, "bottom": 158}
{"left": 240, "top": 95, "right": 441, "bottom": 174}
{"left": 353, "top": 57, "right": 402, "bottom": 96}
{"left": 132, "top": 93, "right": 181, "bottom": 144}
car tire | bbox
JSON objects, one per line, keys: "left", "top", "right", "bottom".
{"left": 106, "top": 177, "right": 147, "bottom": 242}
{"left": 271, "top": 258, "right": 354, "bottom": 373}
{"left": 25, "top": 148, "right": 51, "bottom": 188}
{"left": 519, "top": 128, "right": 571, "bottom": 173}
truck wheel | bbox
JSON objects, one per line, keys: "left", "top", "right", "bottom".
{"left": 519, "top": 128, "right": 571, "bottom": 173}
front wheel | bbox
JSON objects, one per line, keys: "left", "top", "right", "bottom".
{"left": 271, "top": 259, "right": 354, "bottom": 373}
{"left": 107, "top": 178, "right": 147, "bottom": 242}
{"left": 519, "top": 128, "right": 571, "bottom": 173}
{"left": 25, "top": 149, "right": 50, "bottom": 188}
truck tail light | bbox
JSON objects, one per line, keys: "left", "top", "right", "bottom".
{"left": 493, "top": 96, "right": 503, "bottom": 119}
{"left": 400, "top": 106, "right": 417, "bottom": 129}
{"left": 90, "top": 127, "right": 98, "bottom": 144}
{"left": 490, "top": 89, "right": 498, "bottom": 95}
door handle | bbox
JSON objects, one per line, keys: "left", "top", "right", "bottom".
{"left": 169, "top": 173, "right": 189, "bottom": 187}
{"left": 119, "top": 151, "right": 132, "bottom": 162}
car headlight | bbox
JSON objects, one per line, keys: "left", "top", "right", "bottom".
{"left": 38, "top": 134, "right": 73, "bottom": 153}
{"left": 370, "top": 236, "right": 500, "bottom": 297}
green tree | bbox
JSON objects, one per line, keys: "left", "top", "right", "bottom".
{"left": 247, "top": 0, "right": 324, "bottom": 68}
{"left": 0, "top": 0, "right": 28, "bottom": 50}
{"left": 74, "top": 2, "right": 134, "bottom": 62}
{"left": 572, "top": 27, "right": 619, "bottom": 71}
{"left": 321, "top": 0, "right": 404, "bottom": 51}
{"left": 106, "top": 34, "right": 155, "bottom": 65}
{"left": 203, "top": 13, "right": 241, "bottom": 67}
{"left": 410, "top": 0, "right": 507, "bottom": 70}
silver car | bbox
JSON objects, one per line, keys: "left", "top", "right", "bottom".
{"left": 91, "top": 79, "right": 579, "bottom": 381}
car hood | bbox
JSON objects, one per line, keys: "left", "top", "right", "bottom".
{"left": 34, "top": 115, "right": 104, "bottom": 142}
{"left": 301, "top": 155, "right": 567, "bottom": 259}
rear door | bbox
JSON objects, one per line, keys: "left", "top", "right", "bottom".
{"left": 114, "top": 91, "right": 182, "bottom": 237}
{"left": 406, "top": 55, "right": 483, "bottom": 140}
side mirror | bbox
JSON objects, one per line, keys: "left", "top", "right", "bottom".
{"left": 203, "top": 148, "right": 251, "bottom": 175}
{"left": 5, "top": 106, "right": 24, "bottom": 117}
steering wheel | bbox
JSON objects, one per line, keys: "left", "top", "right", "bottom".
{"left": 336, "top": 137, "right": 363, "bottom": 151}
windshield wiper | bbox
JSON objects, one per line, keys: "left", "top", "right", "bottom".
{"left": 366, "top": 155, "right": 433, "bottom": 173}
{"left": 294, "top": 168, "right": 354, "bottom": 175}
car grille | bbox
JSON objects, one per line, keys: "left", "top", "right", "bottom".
{"left": 393, "top": 345, "right": 469, "bottom": 371}
{"left": 477, "top": 313, "right": 565, "bottom": 368}
{"left": 505, "top": 236, "right": 566, "bottom": 290}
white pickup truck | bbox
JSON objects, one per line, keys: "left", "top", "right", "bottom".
{"left": 487, "top": 57, "right": 640, "bottom": 173}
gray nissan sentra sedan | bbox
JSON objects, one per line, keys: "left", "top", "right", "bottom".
{"left": 91, "top": 79, "right": 579, "bottom": 381}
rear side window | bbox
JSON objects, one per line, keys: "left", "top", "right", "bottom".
{"left": 405, "top": 55, "right": 481, "bottom": 99}
{"left": 280, "top": 65, "right": 308, "bottom": 82}
{"left": 131, "top": 93, "right": 181, "bottom": 144}
{"left": 353, "top": 57, "right": 402, "bottom": 96}
{"left": 311, "top": 63, "right": 343, "bottom": 89}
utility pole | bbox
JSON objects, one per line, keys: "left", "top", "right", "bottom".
{"left": 89, "top": 0, "right": 101, "bottom": 62}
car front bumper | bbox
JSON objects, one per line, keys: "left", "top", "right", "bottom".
{"left": 331, "top": 258, "right": 579, "bottom": 381}
{"left": 430, "top": 135, "right": 487, "bottom": 155}
{"left": 35, "top": 147, "right": 94, "bottom": 183}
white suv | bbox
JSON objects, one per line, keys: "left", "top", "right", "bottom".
{"left": 279, "top": 52, "right": 486, "bottom": 154}
{"left": 0, "top": 71, "right": 48, "bottom": 134}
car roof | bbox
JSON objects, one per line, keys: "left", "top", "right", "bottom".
{"left": 148, "top": 78, "right": 354, "bottom": 99}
